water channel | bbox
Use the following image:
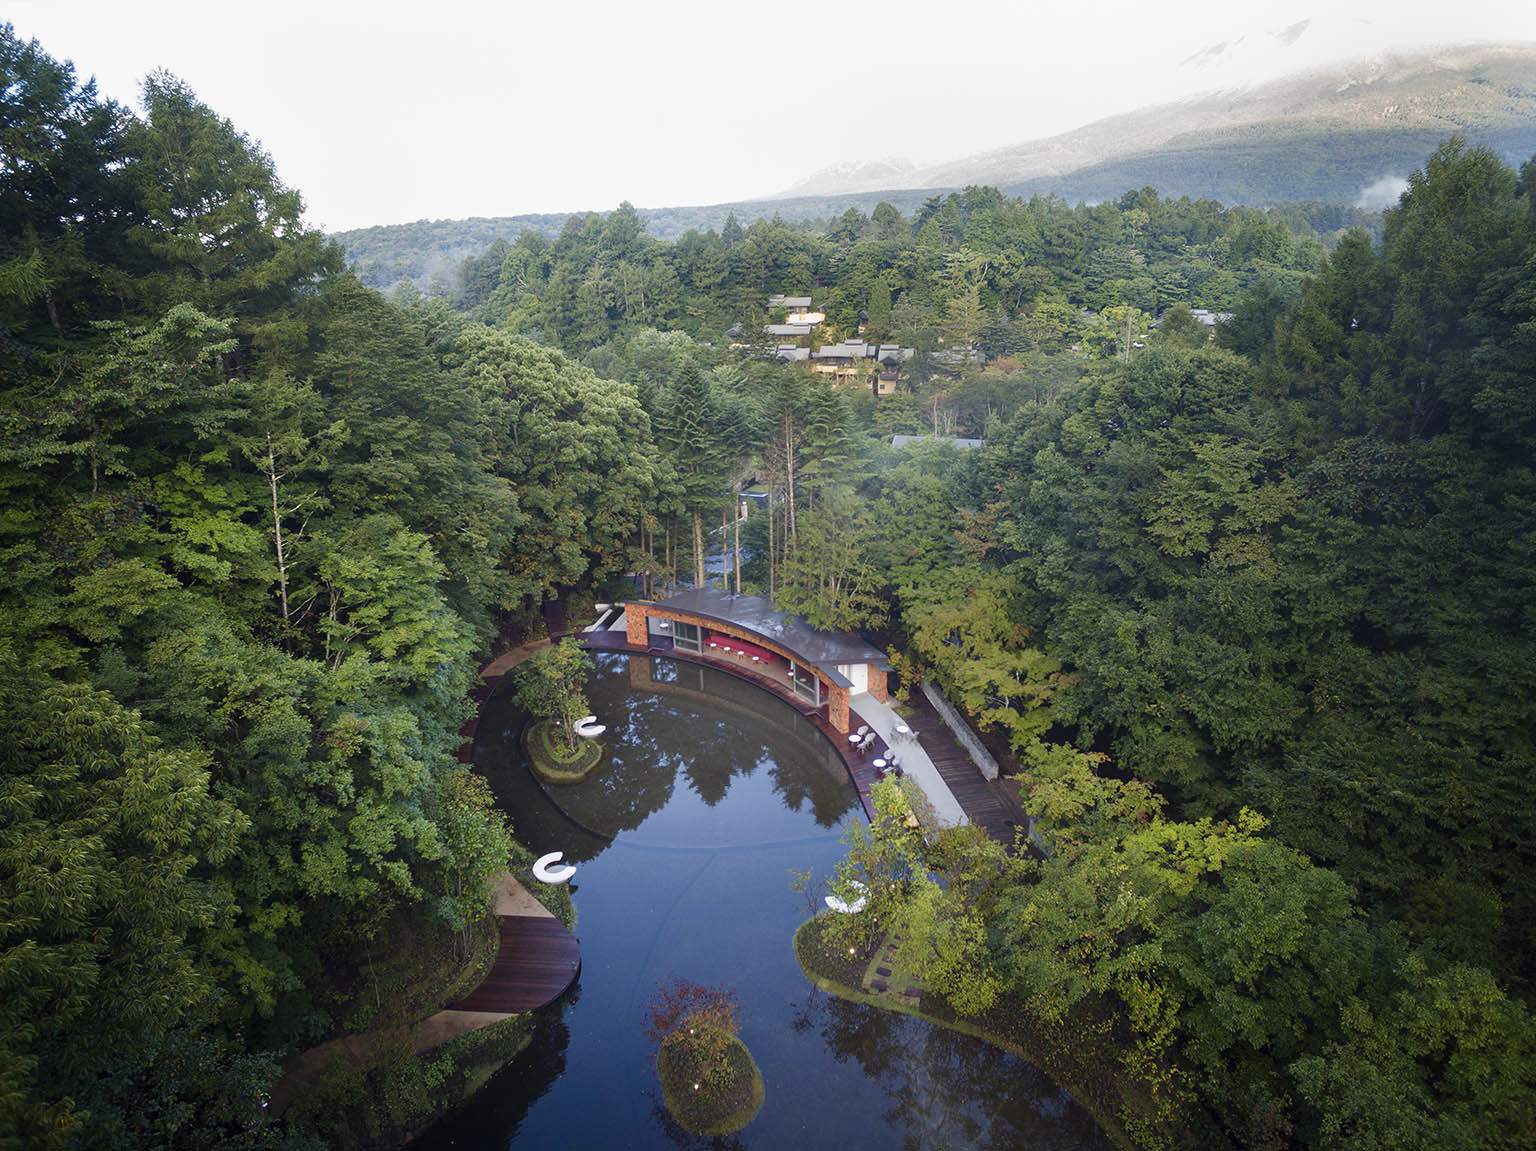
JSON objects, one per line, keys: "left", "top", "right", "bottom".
{"left": 420, "top": 652, "right": 1108, "bottom": 1150}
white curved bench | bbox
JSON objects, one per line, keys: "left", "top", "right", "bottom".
{"left": 824, "top": 880, "right": 868, "bottom": 914}
{"left": 572, "top": 716, "right": 607, "bottom": 738}
{"left": 533, "top": 851, "right": 577, "bottom": 885}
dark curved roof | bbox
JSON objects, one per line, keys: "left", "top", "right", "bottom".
{"left": 635, "top": 588, "right": 890, "bottom": 683}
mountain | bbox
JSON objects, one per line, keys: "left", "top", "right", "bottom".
{"left": 331, "top": 43, "right": 1536, "bottom": 291}
{"left": 779, "top": 43, "right": 1536, "bottom": 206}
{"left": 776, "top": 157, "right": 919, "bottom": 199}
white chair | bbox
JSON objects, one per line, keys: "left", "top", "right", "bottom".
{"left": 824, "top": 881, "right": 868, "bottom": 914}
{"left": 533, "top": 851, "right": 577, "bottom": 885}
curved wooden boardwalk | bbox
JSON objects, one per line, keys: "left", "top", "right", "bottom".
{"left": 269, "top": 875, "right": 578, "bottom": 1116}
{"left": 451, "top": 913, "right": 581, "bottom": 1013}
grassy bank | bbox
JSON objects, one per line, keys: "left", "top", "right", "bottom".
{"left": 794, "top": 914, "right": 1149, "bottom": 1151}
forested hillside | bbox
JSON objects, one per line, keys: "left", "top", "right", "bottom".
{"left": 0, "top": 29, "right": 652, "bottom": 1147}
{"left": 439, "top": 188, "right": 1362, "bottom": 363}
{"left": 810, "top": 43, "right": 1536, "bottom": 204}
{"left": 436, "top": 139, "right": 1536, "bottom": 1147}
{"left": 336, "top": 192, "right": 1377, "bottom": 298}
{"left": 4, "top": 18, "right": 1535, "bottom": 1151}
{"left": 335, "top": 44, "right": 1536, "bottom": 294}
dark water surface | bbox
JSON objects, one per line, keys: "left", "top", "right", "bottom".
{"left": 421, "top": 653, "right": 1108, "bottom": 1150}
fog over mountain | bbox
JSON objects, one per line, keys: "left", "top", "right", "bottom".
{"left": 775, "top": 35, "right": 1536, "bottom": 205}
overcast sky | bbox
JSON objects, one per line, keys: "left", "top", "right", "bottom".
{"left": 9, "top": 0, "right": 1536, "bottom": 232}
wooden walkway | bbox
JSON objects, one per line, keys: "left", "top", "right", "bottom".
{"left": 451, "top": 914, "right": 581, "bottom": 1013}
{"left": 901, "top": 691, "right": 1030, "bottom": 843}
{"left": 269, "top": 875, "right": 577, "bottom": 1116}
{"left": 580, "top": 629, "right": 1022, "bottom": 840}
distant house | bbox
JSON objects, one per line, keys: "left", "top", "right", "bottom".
{"left": 1149, "top": 308, "right": 1232, "bottom": 340}
{"left": 795, "top": 340, "right": 918, "bottom": 391}
{"left": 891, "top": 434, "right": 984, "bottom": 450}
{"left": 812, "top": 339, "right": 872, "bottom": 384}
{"left": 814, "top": 339, "right": 870, "bottom": 360}
{"left": 775, "top": 345, "right": 810, "bottom": 362}
{"left": 766, "top": 294, "right": 823, "bottom": 325}
{"left": 765, "top": 323, "right": 814, "bottom": 339}
{"left": 874, "top": 344, "right": 913, "bottom": 394}
{"left": 1189, "top": 308, "right": 1233, "bottom": 326}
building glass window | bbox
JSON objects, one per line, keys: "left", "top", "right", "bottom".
{"left": 789, "top": 661, "right": 822, "bottom": 705}
{"left": 673, "top": 619, "right": 702, "bottom": 653}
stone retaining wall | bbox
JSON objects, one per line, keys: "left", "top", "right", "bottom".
{"left": 919, "top": 678, "right": 999, "bottom": 781}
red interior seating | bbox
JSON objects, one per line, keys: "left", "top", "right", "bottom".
{"left": 706, "top": 634, "right": 777, "bottom": 664}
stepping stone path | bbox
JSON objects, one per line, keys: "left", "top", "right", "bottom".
{"left": 861, "top": 928, "right": 923, "bottom": 1006}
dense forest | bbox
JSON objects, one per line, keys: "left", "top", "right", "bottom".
{"left": 4, "top": 21, "right": 1535, "bottom": 1150}
{"left": 336, "top": 188, "right": 1380, "bottom": 300}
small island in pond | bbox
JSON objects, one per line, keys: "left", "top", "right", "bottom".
{"left": 646, "top": 977, "right": 764, "bottom": 1136}
{"left": 515, "top": 640, "right": 605, "bottom": 783}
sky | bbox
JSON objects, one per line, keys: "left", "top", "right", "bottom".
{"left": 9, "top": 0, "right": 1536, "bottom": 232}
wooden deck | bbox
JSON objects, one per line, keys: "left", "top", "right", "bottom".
{"left": 901, "top": 691, "right": 1031, "bottom": 844}
{"left": 450, "top": 914, "right": 581, "bottom": 1013}
{"left": 580, "top": 629, "right": 1022, "bottom": 840}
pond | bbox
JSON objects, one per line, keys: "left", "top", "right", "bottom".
{"left": 420, "top": 652, "right": 1109, "bottom": 1150}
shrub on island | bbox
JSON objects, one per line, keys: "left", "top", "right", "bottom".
{"left": 523, "top": 718, "right": 603, "bottom": 783}
{"left": 645, "top": 977, "right": 763, "bottom": 1136}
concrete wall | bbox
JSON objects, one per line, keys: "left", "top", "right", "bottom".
{"left": 920, "top": 678, "right": 1000, "bottom": 781}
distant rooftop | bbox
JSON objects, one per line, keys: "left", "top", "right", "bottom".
{"left": 814, "top": 340, "right": 870, "bottom": 359}
{"left": 768, "top": 294, "right": 813, "bottom": 309}
{"left": 1189, "top": 308, "right": 1234, "bottom": 326}
{"left": 775, "top": 345, "right": 810, "bottom": 361}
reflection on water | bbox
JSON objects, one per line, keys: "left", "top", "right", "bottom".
{"left": 420, "top": 654, "right": 1107, "bottom": 1150}
{"left": 791, "top": 991, "right": 1102, "bottom": 1151}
